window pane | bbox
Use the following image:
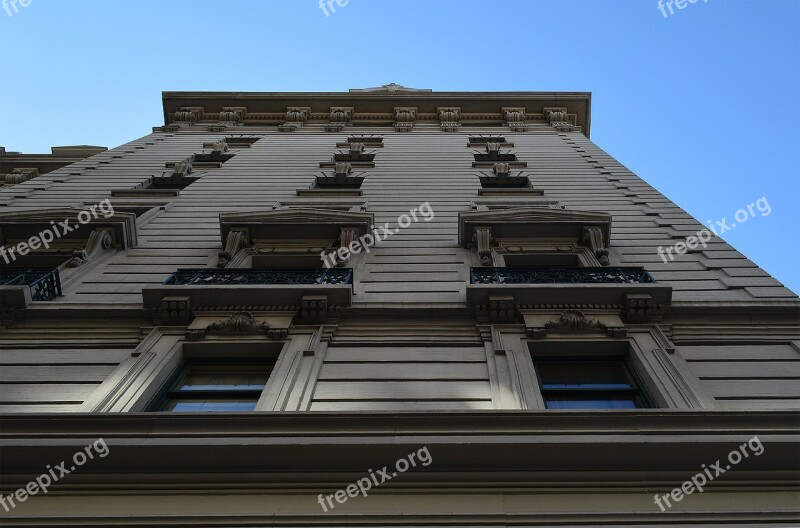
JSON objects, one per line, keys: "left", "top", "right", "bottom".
{"left": 537, "top": 361, "right": 632, "bottom": 389}
{"left": 545, "top": 398, "right": 638, "bottom": 410}
{"left": 175, "top": 365, "right": 270, "bottom": 392}
{"left": 165, "top": 399, "right": 258, "bottom": 412}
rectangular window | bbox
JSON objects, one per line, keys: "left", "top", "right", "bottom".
{"left": 156, "top": 362, "right": 273, "bottom": 412}
{"left": 533, "top": 358, "right": 648, "bottom": 409}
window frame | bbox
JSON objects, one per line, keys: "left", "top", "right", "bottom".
{"left": 532, "top": 355, "right": 651, "bottom": 410}
{"left": 151, "top": 359, "right": 275, "bottom": 413}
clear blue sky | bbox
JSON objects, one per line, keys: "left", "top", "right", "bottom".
{"left": 1, "top": 0, "right": 798, "bottom": 292}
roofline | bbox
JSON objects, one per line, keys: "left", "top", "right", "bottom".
{"left": 160, "top": 90, "right": 593, "bottom": 137}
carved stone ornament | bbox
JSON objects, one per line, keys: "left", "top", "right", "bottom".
{"left": 503, "top": 107, "right": 527, "bottom": 131}
{"left": 279, "top": 107, "right": 309, "bottom": 132}
{"left": 326, "top": 107, "right": 352, "bottom": 132}
{"left": 217, "top": 229, "right": 250, "bottom": 268}
{"left": 581, "top": 226, "right": 610, "bottom": 265}
{"left": 473, "top": 226, "right": 493, "bottom": 266}
{"left": 286, "top": 107, "right": 308, "bottom": 123}
{"left": 394, "top": 108, "right": 416, "bottom": 132}
{"left": 1, "top": 168, "right": 39, "bottom": 185}
{"left": 438, "top": 107, "right": 461, "bottom": 132}
{"left": 207, "top": 311, "right": 268, "bottom": 334}
{"left": 544, "top": 107, "right": 578, "bottom": 132}
{"left": 67, "top": 228, "right": 113, "bottom": 267}
{"left": 219, "top": 107, "right": 242, "bottom": 124}
{"left": 173, "top": 108, "right": 199, "bottom": 124}
{"left": 172, "top": 157, "right": 194, "bottom": 177}
{"left": 545, "top": 310, "right": 603, "bottom": 332}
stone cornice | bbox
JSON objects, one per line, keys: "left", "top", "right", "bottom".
{"left": 161, "top": 90, "right": 592, "bottom": 136}
{"left": 1, "top": 411, "right": 797, "bottom": 488}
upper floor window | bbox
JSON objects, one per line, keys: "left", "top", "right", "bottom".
{"left": 154, "top": 360, "right": 274, "bottom": 412}
{"left": 533, "top": 357, "right": 649, "bottom": 409}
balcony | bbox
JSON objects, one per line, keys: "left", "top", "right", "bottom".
{"left": 163, "top": 268, "right": 352, "bottom": 286}
{"left": 0, "top": 268, "right": 62, "bottom": 306}
{"left": 471, "top": 267, "right": 656, "bottom": 285}
{"left": 467, "top": 266, "right": 671, "bottom": 307}
{"left": 142, "top": 268, "right": 355, "bottom": 315}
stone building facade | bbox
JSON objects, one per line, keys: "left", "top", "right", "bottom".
{"left": 1, "top": 86, "right": 798, "bottom": 526}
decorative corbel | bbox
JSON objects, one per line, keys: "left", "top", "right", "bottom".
{"left": 624, "top": 293, "right": 665, "bottom": 324}
{"left": 172, "top": 107, "right": 201, "bottom": 125}
{"left": 487, "top": 295, "right": 517, "bottom": 323}
{"left": 279, "top": 107, "right": 309, "bottom": 132}
{"left": 297, "top": 295, "right": 329, "bottom": 324}
{"left": 217, "top": 228, "right": 250, "bottom": 268}
{"left": 68, "top": 228, "right": 113, "bottom": 267}
{"left": 438, "top": 107, "right": 461, "bottom": 132}
{"left": 337, "top": 227, "right": 360, "bottom": 266}
{"left": 503, "top": 107, "right": 527, "bottom": 131}
{"left": 581, "top": 226, "right": 610, "bottom": 265}
{"left": 153, "top": 296, "right": 193, "bottom": 324}
{"left": 394, "top": 107, "right": 416, "bottom": 132}
{"left": 218, "top": 107, "right": 244, "bottom": 125}
{"left": 544, "top": 106, "right": 578, "bottom": 131}
{"left": 472, "top": 226, "right": 493, "bottom": 266}
{"left": 1, "top": 168, "right": 39, "bottom": 185}
{"left": 326, "top": 107, "right": 352, "bottom": 132}
{"left": 171, "top": 156, "right": 194, "bottom": 177}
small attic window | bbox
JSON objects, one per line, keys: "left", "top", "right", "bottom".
{"left": 151, "top": 158, "right": 200, "bottom": 189}
{"left": 314, "top": 162, "right": 365, "bottom": 189}
{"left": 195, "top": 140, "right": 236, "bottom": 163}
{"left": 224, "top": 136, "right": 261, "bottom": 148}
{"left": 337, "top": 135, "right": 384, "bottom": 148}
{"left": 333, "top": 143, "right": 375, "bottom": 163}
{"left": 478, "top": 163, "right": 531, "bottom": 189}
{"left": 468, "top": 135, "right": 512, "bottom": 148}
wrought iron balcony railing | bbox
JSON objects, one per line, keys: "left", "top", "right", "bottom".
{"left": 470, "top": 267, "right": 656, "bottom": 285}
{"left": 162, "top": 268, "right": 353, "bottom": 286}
{"left": 0, "top": 268, "right": 63, "bottom": 301}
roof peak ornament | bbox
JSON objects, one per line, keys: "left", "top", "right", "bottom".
{"left": 349, "top": 83, "right": 432, "bottom": 93}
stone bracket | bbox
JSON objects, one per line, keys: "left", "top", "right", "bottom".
{"left": 217, "top": 228, "right": 250, "bottom": 268}
{"left": 279, "top": 107, "right": 310, "bottom": 132}
{"left": 503, "top": 107, "right": 527, "bottom": 131}
{"left": 393, "top": 107, "right": 417, "bottom": 132}
{"left": 624, "top": 293, "right": 665, "bottom": 324}
{"left": 438, "top": 106, "right": 461, "bottom": 132}
{"left": 326, "top": 106, "right": 353, "bottom": 132}
{"left": 473, "top": 226, "right": 493, "bottom": 266}
{"left": 296, "top": 295, "right": 329, "bottom": 324}
{"left": 68, "top": 227, "right": 113, "bottom": 267}
{"left": 581, "top": 226, "right": 610, "bottom": 265}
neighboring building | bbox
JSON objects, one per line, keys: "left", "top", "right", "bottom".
{"left": 0, "top": 85, "right": 798, "bottom": 526}
{"left": 0, "top": 145, "right": 107, "bottom": 186}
